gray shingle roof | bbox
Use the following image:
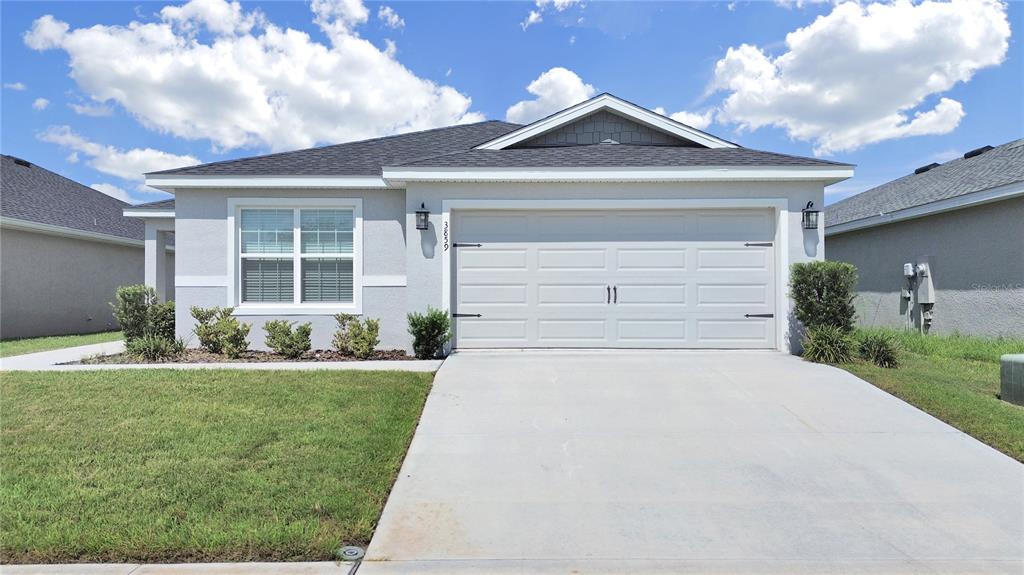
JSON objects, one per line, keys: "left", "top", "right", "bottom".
{"left": 826, "top": 139, "right": 1024, "bottom": 227}
{"left": 392, "top": 145, "right": 851, "bottom": 168}
{"left": 148, "top": 121, "right": 522, "bottom": 176}
{"left": 128, "top": 198, "right": 175, "bottom": 211}
{"left": 1, "top": 155, "right": 144, "bottom": 241}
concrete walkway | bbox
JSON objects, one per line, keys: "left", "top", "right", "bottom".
{"left": 363, "top": 350, "right": 1024, "bottom": 574}
{"left": 0, "top": 341, "right": 442, "bottom": 372}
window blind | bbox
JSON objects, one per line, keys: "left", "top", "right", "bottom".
{"left": 241, "top": 209, "right": 293, "bottom": 254}
{"left": 301, "top": 209, "right": 353, "bottom": 254}
{"left": 302, "top": 258, "right": 353, "bottom": 303}
{"left": 242, "top": 259, "right": 294, "bottom": 303}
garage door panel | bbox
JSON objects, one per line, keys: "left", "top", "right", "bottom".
{"left": 453, "top": 209, "right": 776, "bottom": 349}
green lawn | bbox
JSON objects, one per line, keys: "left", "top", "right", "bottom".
{"left": 843, "top": 329, "right": 1024, "bottom": 462}
{"left": 1, "top": 369, "right": 432, "bottom": 563}
{"left": 0, "top": 331, "right": 123, "bottom": 358}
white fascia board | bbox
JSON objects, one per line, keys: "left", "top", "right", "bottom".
{"left": 123, "top": 209, "right": 175, "bottom": 219}
{"left": 145, "top": 175, "right": 391, "bottom": 192}
{"left": 475, "top": 94, "right": 737, "bottom": 150}
{"left": 383, "top": 165, "right": 854, "bottom": 185}
{"left": 0, "top": 217, "right": 174, "bottom": 251}
{"left": 825, "top": 180, "right": 1024, "bottom": 236}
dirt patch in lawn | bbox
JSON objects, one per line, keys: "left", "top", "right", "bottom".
{"left": 71, "top": 348, "right": 414, "bottom": 365}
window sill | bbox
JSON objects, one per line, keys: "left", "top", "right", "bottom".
{"left": 232, "top": 304, "right": 361, "bottom": 316}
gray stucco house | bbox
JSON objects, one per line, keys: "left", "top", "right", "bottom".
{"left": 0, "top": 155, "right": 175, "bottom": 339}
{"left": 130, "top": 94, "right": 853, "bottom": 353}
{"left": 826, "top": 139, "right": 1024, "bottom": 337}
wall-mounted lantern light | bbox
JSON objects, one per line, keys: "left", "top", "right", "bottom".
{"left": 415, "top": 203, "right": 430, "bottom": 230}
{"left": 801, "top": 201, "right": 820, "bottom": 230}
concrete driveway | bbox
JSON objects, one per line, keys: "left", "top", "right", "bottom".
{"left": 363, "top": 351, "right": 1023, "bottom": 574}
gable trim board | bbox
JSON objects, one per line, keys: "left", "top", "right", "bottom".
{"left": 440, "top": 198, "right": 790, "bottom": 351}
{"left": 0, "top": 216, "right": 174, "bottom": 251}
{"left": 474, "top": 94, "right": 736, "bottom": 150}
{"left": 825, "top": 180, "right": 1024, "bottom": 236}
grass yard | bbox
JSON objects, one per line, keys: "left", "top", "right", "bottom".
{"left": 843, "top": 329, "right": 1024, "bottom": 462}
{"left": 0, "top": 369, "right": 432, "bottom": 563}
{"left": 0, "top": 331, "right": 123, "bottom": 358}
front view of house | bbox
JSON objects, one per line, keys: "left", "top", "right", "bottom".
{"left": 129, "top": 94, "right": 853, "bottom": 353}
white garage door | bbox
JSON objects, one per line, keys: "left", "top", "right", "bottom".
{"left": 452, "top": 209, "right": 776, "bottom": 349}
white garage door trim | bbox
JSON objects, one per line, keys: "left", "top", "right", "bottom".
{"left": 441, "top": 198, "right": 789, "bottom": 351}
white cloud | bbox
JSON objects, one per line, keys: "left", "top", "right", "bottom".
{"left": 710, "top": 0, "right": 1010, "bottom": 155}
{"left": 32, "top": 98, "right": 49, "bottom": 110}
{"left": 377, "top": 5, "right": 405, "bottom": 29}
{"left": 38, "top": 125, "right": 200, "bottom": 182}
{"left": 506, "top": 67, "right": 595, "bottom": 124}
{"left": 522, "top": 0, "right": 582, "bottom": 30}
{"left": 90, "top": 183, "right": 134, "bottom": 203}
{"left": 3, "top": 82, "right": 26, "bottom": 91}
{"left": 67, "top": 152, "right": 80, "bottom": 163}
{"left": 569, "top": 35, "right": 576, "bottom": 45}
{"left": 24, "top": 0, "right": 484, "bottom": 152}
{"left": 70, "top": 102, "right": 114, "bottom": 117}
{"left": 521, "top": 10, "right": 543, "bottom": 30}
{"left": 653, "top": 107, "right": 714, "bottom": 130}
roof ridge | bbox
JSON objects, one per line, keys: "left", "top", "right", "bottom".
{"left": 146, "top": 120, "right": 521, "bottom": 176}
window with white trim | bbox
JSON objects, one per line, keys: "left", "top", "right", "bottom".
{"left": 238, "top": 207, "right": 356, "bottom": 305}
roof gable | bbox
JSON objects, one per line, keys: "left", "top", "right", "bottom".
{"left": 475, "top": 93, "right": 737, "bottom": 151}
{"left": 513, "top": 110, "right": 699, "bottom": 148}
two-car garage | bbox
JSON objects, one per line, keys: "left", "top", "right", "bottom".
{"left": 450, "top": 208, "right": 778, "bottom": 349}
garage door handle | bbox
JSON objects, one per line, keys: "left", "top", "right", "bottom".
{"left": 744, "top": 313, "right": 774, "bottom": 318}
{"left": 613, "top": 286, "right": 618, "bottom": 303}
{"left": 453, "top": 243, "right": 482, "bottom": 248}
{"left": 452, "top": 313, "right": 482, "bottom": 318}
{"left": 607, "top": 286, "right": 611, "bottom": 304}
{"left": 744, "top": 242, "right": 773, "bottom": 247}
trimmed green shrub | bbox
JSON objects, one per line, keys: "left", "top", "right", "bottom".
{"left": 147, "top": 301, "right": 176, "bottom": 341}
{"left": 126, "top": 334, "right": 185, "bottom": 362}
{"left": 190, "top": 306, "right": 250, "bottom": 358}
{"left": 407, "top": 307, "right": 451, "bottom": 360}
{"left": 264, "top": 320, "right": 312, "bottom": 359}
{"left": 111, "top": 285, "right": 158, "bottom": 341}
{"left": 857, "top": 331, "right": 900, "bottom": 369}
{"left": 790, "top": 261, "right": 858, "bottom": 333}
{"left": 802, "top": 325, "right": 854, "bottom": 364}
{"left": 333, "top": 314, "right": 380, "bottom": 359}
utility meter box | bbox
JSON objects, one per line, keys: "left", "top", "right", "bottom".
{"left": 916, "top": 258, "right": 935, "bottom": 304}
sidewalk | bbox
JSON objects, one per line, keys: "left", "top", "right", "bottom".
{"left": 0, "top": 342, "right": 443, "bottom": 372}
{"left": 2, "top": 562, "right": 356, "bottom": 574}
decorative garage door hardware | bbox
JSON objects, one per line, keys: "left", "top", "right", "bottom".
{"left": 744, "top": 242, "right": 774, "bottom": 247}
{"left": 744, "top": 313, "right": 775, "bottom": 318}
{"left": 452, "top": 313, "right": 482, "bottom": 318}
{"left": 452, "top": 243, "right": 482, "bottom": 247}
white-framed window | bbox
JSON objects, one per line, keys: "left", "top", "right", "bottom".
{"left": 227, "top": 198, "right": 362, "bottom": 315}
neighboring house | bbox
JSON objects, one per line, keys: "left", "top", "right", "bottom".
{"left": 132, "top": 93, "right": 852, "bottom": 353}
{"left": 826, "top": 139, "right": 1024, "bottom": 337}
{"left": 0, "top": 155, "right": 175, "bottom": 339}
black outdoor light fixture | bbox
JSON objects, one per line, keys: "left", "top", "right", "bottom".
{"left": 801, "top": 201, "right": 820, "bottom": 230}
{"left": 415, "top": 203, "right": 430, "bottom": 230}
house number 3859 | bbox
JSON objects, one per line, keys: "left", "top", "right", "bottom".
{"left": 443, "top": 220, "right": 449, "bottom": 251}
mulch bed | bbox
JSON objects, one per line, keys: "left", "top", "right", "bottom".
{"left": 72, "top": 348, "right": 414, "bottom": 365}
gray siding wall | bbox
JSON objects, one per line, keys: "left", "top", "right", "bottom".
{"left": 172, "top": 188, "right": 407, "bottom": 350}
{"left": 518, "top": 110, "right": 693, "bottom": 147}
{"left": 826, "top": 197, "right": 1024, "bottom": 337}
{"left": 405, "top": 181, "right": 825, "bottom": 353}
{"left": 1, "top": 228, "right": 174, "bottom": 339}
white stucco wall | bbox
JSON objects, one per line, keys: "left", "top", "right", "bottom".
{"left": 172, "top": 180, "right": 827, "bottom": 352}
{"left": 826, "top": 197, "right": 1024, "bottom": 337}
{"left": 0, "top": 228, "right": 174, "bottom": 339}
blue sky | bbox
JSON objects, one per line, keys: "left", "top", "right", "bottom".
{"left": 2, "top": 0, "right": 1021, "bottom": 205}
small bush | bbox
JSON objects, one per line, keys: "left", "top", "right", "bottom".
{"left": 407, "top": 307, "right": 451, "bottom": 360}
{"left": 333, "top": 314, "right": 380, "bottom": 359}
{"left": 857, "top": 331, "right": 900, "bottom": 369}
{"left": 790, "top": 261, "right": 858, "bottom": 333}
{"left": 802, "top": 325, "right": 854, "bottom": 364}
{"left": 126, "top": 334, "right": 185, "bottom": 362}
{"left": 147, "top": 301, "right": 176, "bottom": 341}
{"left": 111, "top": 285, "right": 158, "bottom": 341}
{"left": 264, "top": 320, "right": 312, "bottom": 359}
{"left": 191, "top": 306, "right": 250, "bottom": 358}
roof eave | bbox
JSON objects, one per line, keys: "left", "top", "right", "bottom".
{"left": 144, "top": 174, "right": 393, "bottom": 191}
{"left": 382, "top": 165, "right": 854, "bottom": 185}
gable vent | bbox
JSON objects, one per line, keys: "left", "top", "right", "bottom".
{"left": 914, "top": 162, "right": 940, "bottom": 175}
{"left": 11, "top": 157, "right": 32, "bottom": 168}
{"left": 963, "top": 145, "right": 993, "bottom": 159}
